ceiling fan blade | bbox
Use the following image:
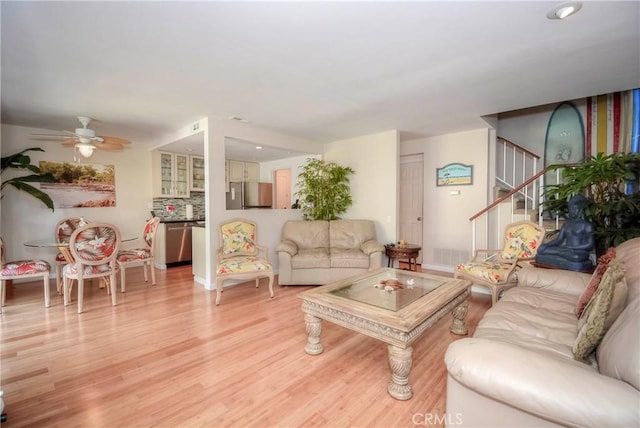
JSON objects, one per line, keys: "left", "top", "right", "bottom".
{"left": 62, "top": 139, "right": 79, "bottom": 146}
{"left": 100, "top": 136, "right": 130, "bottom": 145}
{"left": 96, "top": 142, "right": 125, "bottom": 151}
{"left": 31, "top": 133, "right": 67, "bottom": 140}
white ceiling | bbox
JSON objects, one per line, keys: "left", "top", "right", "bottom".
{"left": 1, "top": 1, "right": 639, "bottom": 158}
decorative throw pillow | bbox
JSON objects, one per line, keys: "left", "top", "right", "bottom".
{"left": 573, "top": 261, "right": 627, "bottom": 362}
{"left": 575, "top": 247, "right": 617, "bottom": 318}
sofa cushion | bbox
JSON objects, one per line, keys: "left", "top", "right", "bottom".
{"left": 474, "top": 287, "right": 579, "bottom": 360}
{"left": 596, "top": 299, "right": 640, "bottom": 390}
{"left": 329, "top": 219, "right": 377, "bottom": 249}
{"left": 614, "top": 237, "right": 640, "bottom": 305}
{"left": 291, "top": 248, "right": 330, "bottom": 269}
{"left": 281, "top": 220, "right": 329, "bottom": 250}
{"left": 330, "top": 248, "right": 370, "bottom": 269}
{"left": 576, "top": 247, "right": 616, "bottom": 317}
{"left": 573, "top": 261, "right": 627, "bottom": 362}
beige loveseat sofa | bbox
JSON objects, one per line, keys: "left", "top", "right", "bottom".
{"left": 275, "top": 219, "right": 384, "bottom": 285}
{"left": 445, "top": 237, "right": 640, "bottom": 427}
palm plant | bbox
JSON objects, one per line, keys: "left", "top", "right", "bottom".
{"left": 296, "top": 158, "right": 355, "bottom": 221}
{"left": 542, "top": 152, "right": 640, "bottom": 255}
{"left": 1, "top": 147, "right": 55, "bottom": 211}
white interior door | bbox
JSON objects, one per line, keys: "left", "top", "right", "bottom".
{"left": 400, "top": 155, "right": 424, "bottom": 263}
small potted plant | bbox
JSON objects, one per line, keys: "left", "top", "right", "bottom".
{"left": 295, "top": 158, "right": 355, "bottom": 221}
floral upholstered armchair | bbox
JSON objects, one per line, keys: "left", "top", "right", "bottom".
{"left": 455, "top": 220, "right": 546, "bottom": 305}
{"left": 216, "top": 218, "right": 274, "bottom": 306}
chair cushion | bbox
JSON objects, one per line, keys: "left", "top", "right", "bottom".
{"left": 63, "top": 262, "right": 115, "bottom": 277}
{"left": 55, "top": 252, "right": 67, "bottom": 263}
{"left": 117, "top": 248, "right": 152, "bottom": 262}
{"left": 1, "top": 260, "right": 50, "bottom": 276}
{"left": 216, "top": 257, "right": 273, "bottom": 275}
{"left": 455, "top": 260, "right": 514, "bottom": 284}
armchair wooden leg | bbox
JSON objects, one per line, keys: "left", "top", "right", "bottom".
{"left": 267, "top": 274, "right": 274, "bottom": 299}
{"left": 216, "top": 279, "right": 224, "bottom": 306}
{"left": 0, "top": 280, "right": 5, "bottom": 312}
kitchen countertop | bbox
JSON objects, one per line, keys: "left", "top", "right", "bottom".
{"left": 157, "top": 218, "right": 205, "bottom": 224}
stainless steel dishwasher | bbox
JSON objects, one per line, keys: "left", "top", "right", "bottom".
{"left": 165, "top": 221, "right": 196, "bottom": 266}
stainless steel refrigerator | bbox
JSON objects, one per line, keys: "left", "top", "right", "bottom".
{"left": 226, "top": 182, "right": 273, "bottom": 209}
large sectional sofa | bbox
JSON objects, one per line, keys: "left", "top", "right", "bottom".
{"left": 445, "top": 237, "right": 640, "bottom": 427}
{"left": 275, "top": 219, "right": 384, "bottom": 285}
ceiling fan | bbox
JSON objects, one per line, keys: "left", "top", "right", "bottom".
{"left": 33, "top": 116, "right": 130, "bottom": 160}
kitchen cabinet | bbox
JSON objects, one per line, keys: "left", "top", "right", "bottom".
{"left": 153, "top": 152, "right": 189, "bottom": 198}
{"left": 190, "top": 155, "right": 205, "bottom": 192}
{"left": 228, "top": 160, "right": 260, "bottom": 182}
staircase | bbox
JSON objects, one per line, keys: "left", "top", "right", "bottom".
{"left": 469, "top": 137, "right": 562, "bottom": 253}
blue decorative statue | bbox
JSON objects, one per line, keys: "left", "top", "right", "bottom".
{"left": 536, "top": 194, "right": 596, "bottom": 272}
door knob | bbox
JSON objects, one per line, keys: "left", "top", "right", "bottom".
{"left": 417, "top": 217, "right": 422, "bottom": 221}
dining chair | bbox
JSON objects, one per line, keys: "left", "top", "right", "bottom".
{"left": 116, "top": 217, "right": 160, "bottom": 292}
{"left": 0, "top": 237, "right": 51, "bottom": 313}
{"left": 54, "top": 217, "right": 89, "bottom": 294}
{"left": 63, "top": 222, "right": 121, "bottom": 313}
{"left": 216, "top": 218, "right": 274, "bottom": 305}
{"left": 454, "top": 220, "right": 546, "bottom": 305}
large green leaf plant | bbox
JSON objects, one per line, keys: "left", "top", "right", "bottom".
{"left": 543, "top": 152, "right": 640, "bottom": 254}
{"left": 1, "top": 147, "right": 55, "bottom": 211}
{"left": 296, "top": 158, "right": 355, "bottom": 221}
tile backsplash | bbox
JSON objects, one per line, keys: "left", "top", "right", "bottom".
{"left": 153, "top": 192, "right": 205, "bottom": 220}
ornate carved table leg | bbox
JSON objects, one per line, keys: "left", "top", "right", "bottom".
{"left": 304, "top": 313, "right": 324, "bottom": 355}
{"left": 387, "top": 345, "right": 413, "bottom": 400}
{"left": 450, "top": 302, "right": 469, "bottom": 335}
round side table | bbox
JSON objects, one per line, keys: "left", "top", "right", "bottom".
{"left": 385, "top": 244, "right": 421, "bottom": 271}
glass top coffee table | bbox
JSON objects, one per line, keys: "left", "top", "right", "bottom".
{"left": 298, "top": 268, "right": 471, "bottom": 400}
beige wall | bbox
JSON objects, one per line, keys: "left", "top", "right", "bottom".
{"left": 1, "top": 124, "right": 152, "bottom": 266}
{"left": 401, "top": 128, "right": 490, "bottom": 271}
{"left": 323, "top": 130, "right": 399, "bottom": 246}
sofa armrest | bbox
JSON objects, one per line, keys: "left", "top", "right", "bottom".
{"left": 275, "top": 239, "right": 298, "bottom": 256}
{"left": 361, "top": 240, "right": 384, "bottom": 255}
{"left": 445, "top": 338, "right": 640, "bottom": 427}
{"left": 516, "top": 267, "right": 591, "bottom": 297}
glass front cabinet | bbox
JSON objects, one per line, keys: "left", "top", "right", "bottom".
{"left": 190, "top": 156, "right": 205, "bottom": 192}
{"left": 153, "top": 151, "right": 190, "bottom": 198}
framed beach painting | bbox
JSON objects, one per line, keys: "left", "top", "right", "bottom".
{"left": 39, "top": 161, "right": 116, "bottom": 208}
{"left": 436, "top": 163, "right": 473, "bottom": 186}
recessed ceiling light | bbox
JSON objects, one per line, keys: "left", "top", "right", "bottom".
{"left": 547, "top": 2, "right": 582, "bottom": 20}
{"left": 255, "top": 146, "right": 263, "bottom": 150}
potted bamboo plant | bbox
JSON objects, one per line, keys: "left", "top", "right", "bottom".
{"left": 542, "top": 151, "right": 640, "bottom": 255}
{"left": 295, "top": 158, "right": 355, "bottom": 221}
{"left": 1, "top": 147, "right": 55, "bottom": 211}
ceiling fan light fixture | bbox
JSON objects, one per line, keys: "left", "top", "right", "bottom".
{"left": 75, "top": 143, "right": 95, "bottom": 159}
{"left": 547, "top": 2, "right": 582, "bottom": 20}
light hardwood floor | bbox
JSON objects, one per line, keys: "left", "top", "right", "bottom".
{"left": 1, "top": 264, "right": 490, "bottom": 427}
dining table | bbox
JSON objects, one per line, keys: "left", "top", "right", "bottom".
{"left": 24, "top": 236, "right": 138, "bottom": 263}
{"left": 24, "top": 236, "right": 138, "bottom": 294}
